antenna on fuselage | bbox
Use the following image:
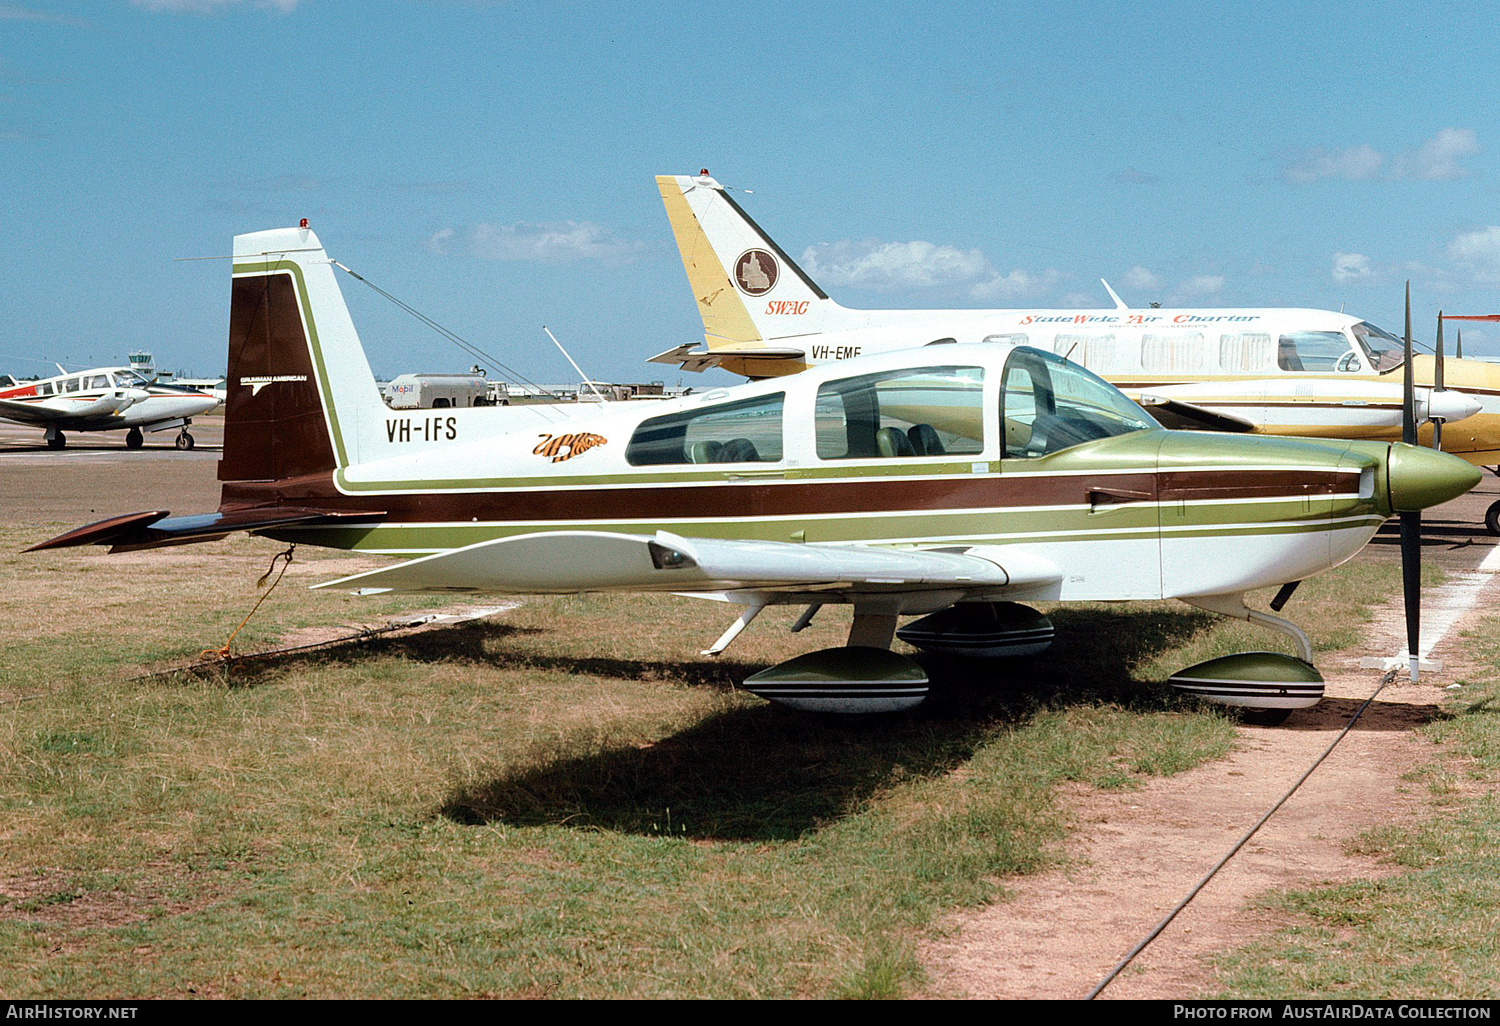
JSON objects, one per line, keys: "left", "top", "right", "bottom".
{"left": 1101, "top": 279, "right": 1129, "bottom": 311}
{"left": 543, "top": 327, "right": 608, "bottom": 403}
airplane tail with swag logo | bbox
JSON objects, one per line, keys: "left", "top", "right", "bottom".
{"left": 653, "top": 172, "right": 859, "bottom": 375}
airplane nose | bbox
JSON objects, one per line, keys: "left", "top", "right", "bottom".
{"left": 1421, "top": 388, "right": 1483, "bottom": 425}
{"left": 1386, "top": 443, "right": 1482, "bottom": 512}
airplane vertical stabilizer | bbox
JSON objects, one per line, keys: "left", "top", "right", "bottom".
{"left": 657, "top": 173, "right": 855, "bottom": 347}
{"left": 222, "top": 226, "right": 386, "bottom": 497}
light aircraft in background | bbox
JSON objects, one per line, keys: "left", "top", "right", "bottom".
{"left": 0, "top": 363, "right": 221, "bottom": 450}
{"left": 651, "top": 172, "right": 1500, "bottom": 470}
{"left": 30, "top": 226, "right": 1478, "bottom": 720}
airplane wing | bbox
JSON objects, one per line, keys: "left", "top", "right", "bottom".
{"left": 0, "top": 393, "right": 136, "bottom": 426}
{"left": 0, "top": 396, "right": 74, "bottom": 425}
{"left": 1134, "top": 395, "right": 1257, "bottom": 433}
{"left": 311, "top": 530, "right": 1062, "bottom": 598}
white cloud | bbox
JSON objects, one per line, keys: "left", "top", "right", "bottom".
{"left": 0, "top": 2, "right": 86, "bottom": 22}
{"left": 1121, "top": 265, "right": 1161, "bottom": 291}
{"left": 1331, "top": 252, "right": 1374, "bottom": 283}
{"left": 1392, "top": 128, "right": 1479, "bottom": 181}
{"left": 969, "top": 268, "right": 1063, "bottom": 302}
{"left": 1282, "top": 144, "right": 1383, "bottom": 184}
{"left": 801, "top": 237, "right": 1060, "bottom": 302}
{"left": 133, "top": 0, "right": 299, "bottom": 12}
{"left": 1170, "top": 275, "right": 1224, "bottom": 303}
{"left": 1447, "top": 226, "right": 1500, "bottom": 284}
{"left": 1282, "top": 129, "right": 1479, "bottom": 184}
{"left": 801, "top": 239, "right": 989, "bottom": 290}
{"left": 426, "top": 221, "right": 644, "bottom": 263}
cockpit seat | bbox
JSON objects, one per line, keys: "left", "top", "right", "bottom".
{"left": 688, "top": 440, "right": 724, "bottom": 464}
{"left": 876, "top": 426, "right": 916, "bottom": 458}
{"left": 720, "top": 437, "right": 760, "bottom": 463}
{"left": 908, "top": 423, "right": 945, "bottom": 456}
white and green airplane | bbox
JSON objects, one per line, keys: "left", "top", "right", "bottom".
{"left": 32, "top": 226, "right": 1479, "bottom": 718}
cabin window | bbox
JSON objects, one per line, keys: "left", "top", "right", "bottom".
{"left": 1277, "top": 331, "right": 1359, "bottom": 372}
{"left": 1002, "top": 346, "right": 1158, "bottom": 458}
{"left": 64, "top": 377, "right": 80, "bottom": 393}
{"left": 1219, "top": 333, "right": 1274, "bottom": 372}
{"left": 37, "top": 382, "right": 54, "bottom": 396}
{"left": 815, "top": 366, "right": 984, "bottom": 460}
{"left": 626, "top": 393, "right": 784, "bottom": 466}
{"left": 1141, "top": 333, "right": 1205, "bottom": 372}
{"left": 87, "top": 375, "right": 108, "bottom": 390}
{"left": 1053, "top": 334, "right": 1116, "bottom": 370}
{"left": 983, "top": 333, "right": 1028, "bottom": 346}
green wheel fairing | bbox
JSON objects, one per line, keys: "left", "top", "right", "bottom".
{"left": 1168, "top": 651, "right": 1325, "bottom": 710}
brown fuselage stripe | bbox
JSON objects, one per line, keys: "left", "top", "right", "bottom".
{"left": 218, "top": 467, "right": 1352, "bottom": 523}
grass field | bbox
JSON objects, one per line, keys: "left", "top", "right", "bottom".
{"left": 0, "top": 528, "right": 1430, "bottom": 998}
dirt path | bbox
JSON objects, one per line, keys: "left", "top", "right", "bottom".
{"left": 922, "top": 579, "right": 1495, "bottom": 1000}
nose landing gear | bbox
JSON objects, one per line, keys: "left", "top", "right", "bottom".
{"left": 174, "top": 428, "right": 195, "bottom": 450}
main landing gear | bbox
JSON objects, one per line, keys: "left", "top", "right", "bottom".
{"left": 1485, "top": 465, "right": 1500, "bottom": 535}
{"left": 125, "top": 427, "right": 144, "bottom": 449}
{"left": 718, "top": 600, "right": 1059, "bottom": 714}
{"left": 46, "top": 431, "right": 66, "bottom": 450}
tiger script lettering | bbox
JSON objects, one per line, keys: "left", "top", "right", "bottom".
{"left": 533, "top": 432, "right": 608, "bottom": 463}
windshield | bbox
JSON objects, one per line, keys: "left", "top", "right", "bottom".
{"left": 1001, "top": 347, "right": 1158, "bottom": 458}
{"left": 1351, "top": 322, "right": 1405, "bottom": 372}
{"left": 111, "top": 370, "right": 152, "bottom": 388}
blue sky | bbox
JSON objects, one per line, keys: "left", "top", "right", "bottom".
{"left": 3, "top": 0, "right": 1499, "bottom": 383}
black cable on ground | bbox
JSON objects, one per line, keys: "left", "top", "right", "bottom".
{"left": 1085, "top": 668, "right": 1399, "bottom": 999}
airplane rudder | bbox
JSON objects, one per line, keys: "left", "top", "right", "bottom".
{"left": 222, "top": 227, "right": 353, "bottom": 484}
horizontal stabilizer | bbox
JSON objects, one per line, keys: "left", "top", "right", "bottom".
{"left": 27, "top": 506, "right": 385, "bottom": 553}
{"left": 647, "top": 343, "right": 807, "bottom": 374}
{"left": 314, "top": 530, "right": 1061, "bottom": 597}
{"left": 1136, "top": 395, "right": 1256, "bottom": 433}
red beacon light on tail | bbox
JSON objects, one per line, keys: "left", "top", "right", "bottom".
{"left": 299, "top": 218, "right": 309, "bottom": 229}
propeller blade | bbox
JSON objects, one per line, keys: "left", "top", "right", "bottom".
{"left": 1403, "top": 283, "right": 1416, "bottom": 445}
{"left": 1433, "top": 312, "right": 1445, "bottom": 451}
{"left": 1401, "top": 509, "right": 1422, "bottom": 682}
{"left": 1401, "top": 283, "right": 1421, "bottom": 681}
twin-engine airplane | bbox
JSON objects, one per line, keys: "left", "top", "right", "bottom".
{"left": 652, "top": 172, "right": 1500, "bottom": 468}
{"left": 0, "top": 364, "right": 221, "bottom": 450}
{"left": 30, "top": 227, "right": 1479, "bottom": 718}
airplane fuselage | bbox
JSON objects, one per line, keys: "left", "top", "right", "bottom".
{"left": 232, "top": 330, "right": 1391, "bottom": 610}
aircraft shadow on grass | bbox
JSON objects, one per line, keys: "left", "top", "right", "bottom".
{"left": 430, "top": 607, "right": 1222, "bottom": 842}
{"left": 190, "top": 608, "right": 1445, "bottom": 840}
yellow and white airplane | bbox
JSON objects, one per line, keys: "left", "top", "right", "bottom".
{"left": 653, "top": 172, "right": 1500, "bottom": 467}
{"left": 31, "top": 226, "right": 1478, "bottom": 718}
